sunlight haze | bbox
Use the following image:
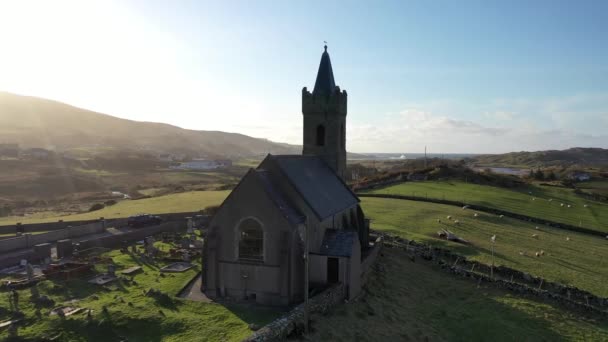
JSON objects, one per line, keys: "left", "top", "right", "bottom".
{"left": 1, "top": 0, "right": 607, "bottom": 153}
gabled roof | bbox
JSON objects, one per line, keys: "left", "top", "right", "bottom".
{"left": 319, "top": 229, "right": 358, "bottom": 257}
{"left": 312, "top": 45, "right": 336, "bottom": 96}
{"left": 254, "top": 170, "right": 305, "bottom": 225}
{"left": 262, "top": 154, "right": 359, "bottom": 220}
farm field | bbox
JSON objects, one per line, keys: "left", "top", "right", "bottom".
{"left": 361, "top": 197, "right": 608, "bottom": 297}
{"left": 364, "top": 180, "right": 608, "bottom": 233}
{"left": 0, "top": 191, "right": 230, "bottom": 226}
{"left": 0, "top": 245, "right": 280, "bottom": 341}
{"left": 578, "top": 180, "right": 608, "bottom": 196}
{"left": 304, "top": 248, "right": 608, "bottom": 341}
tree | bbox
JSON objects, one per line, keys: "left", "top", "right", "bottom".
{"left": 534, "top": 169, "right": 544, "bottom": 180}
{"left": 547, "top": 171, "right": 557, "bottom": 181}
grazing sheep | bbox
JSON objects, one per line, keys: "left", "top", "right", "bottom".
{"left": 532, "top": 197, "right": 536, "bottom": 201}
{"left": 454, "top": 220, "right": 460, "bottom": 225}
{"left": 437, "top": 219, "right": 442, "bottom": 223}
{"left": 540, "top": 250, "right": 545, "bottom": 256}
{"left": 447, "top": 215, "right": 452, "bottom": 220}
{"left": 491, "top": 235, "right": 497, "bottom": 243}
{"left": 548, "top": 198, "right": 553, "bottom": 202}
{"left": 584, "top": 204, "right": 588, "bottom": 208}
{"left": 519, "top": 251, "right": 525, "bottom": 256}
{"left": 535, "top": 252, "right": 540, "bottom": 257}
{"left": 567, "top": 204, "right": 571, "bottom": 208}
{"left": 474, "top": 213, "right": 479, "bottom": 217}
{"left": 566, "top": 237, "right": 571, "bottom": 241}
{"left": 560, "top": 203, "right": 564, "bottom": 207}
{"left": 499, "top": 215, "right": 504, "bottom": 218}
{"left": 535, "top": 226, "right": 539, "bottom": 230}
{"left": 462, "top": 205, "right": 470, "bottom": 210}
{"left": 532, "top": 234, "right": 538, "bottom": 238}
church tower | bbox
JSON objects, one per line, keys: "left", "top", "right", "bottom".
{"left": 302, "top": 45, "right": 347, "bottom": 179}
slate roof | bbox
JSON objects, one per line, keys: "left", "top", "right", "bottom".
{"left": 319, "top": 229, "right": 357, "bottom": 257}
{"left": 254, "top": 170, "right": 305, "bottom": 225}
{"left": 265, "top": 155, "right": 359, "bottom": 220}
{"left": 312, "top": 45, "right": 336, "bottom": 96}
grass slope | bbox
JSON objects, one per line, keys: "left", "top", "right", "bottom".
{"left": 365, "top": 180, "right": 608, "bottom": 233}
{"left": 0, "top": 191, "right": 230, "bottom": 226}
{"left": 304, "top": 248, "right": 608, "bottom": 341}
{"left": 0, "top": 246, "right": 279, "bottom": 341}
{"left": 361, "top": 197, "right": 608, "bottom": 297}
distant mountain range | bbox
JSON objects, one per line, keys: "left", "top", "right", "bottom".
{"left": 469, "top": 148, "right": 608, "bottom": 167}
{"left": 0, "top": 92, "right": 300, "bottom": 158}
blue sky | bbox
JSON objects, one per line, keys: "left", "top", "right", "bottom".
{"left": 1, "top": 0, "right": 607, "bottom": 153}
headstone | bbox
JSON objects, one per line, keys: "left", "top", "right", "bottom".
{"left": 26, "top": 264, "right": 34, "bottom": 281}
{"left": 107, "top": 265, "right": 116, "bottom": 276}
{"left": 186, "top": 217, "right": 194, "bottom": 234}
{"left": 182, "top": 251, "right": 190, "bottom": 262}
{"left": 56, "top": 239, "right": 74, "bottom": 259}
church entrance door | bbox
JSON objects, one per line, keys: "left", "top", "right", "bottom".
{"left": 327, "top": 257, "right": 339, "bottom": 284}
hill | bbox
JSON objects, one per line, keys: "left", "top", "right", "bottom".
{"left": 364, "top": 180, "right": 608, "bottom": 233}
{"left": 469, "top": 147, "right": 608, "bottom": 168}
{"left": 0, "top": 92, "right": 299, "bottom": 158}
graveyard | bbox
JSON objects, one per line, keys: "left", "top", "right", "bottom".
{"left": 0, "top": 229, "right": 280, "bottom": 341}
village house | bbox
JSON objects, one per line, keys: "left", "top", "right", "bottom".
{"left": 202, "top": 46, "right": 370, "bottom": 306}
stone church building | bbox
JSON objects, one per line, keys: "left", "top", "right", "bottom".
{"left": 202, "top": 46, "right": 370, "bottom": 306}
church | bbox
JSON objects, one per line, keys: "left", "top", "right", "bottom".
{"left": 202, "top": 46, "right": 370, "bottom": 306}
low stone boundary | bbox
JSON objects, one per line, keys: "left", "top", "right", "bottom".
{"left": 0, "top": 222, "right": 105, "bottom": 255}
{"left": 361, "top": 236, "right": 384, "bottom": 283}
{"left": 379, "top": 232, "right": 608, "bottom": 317}
{"left": 0, "top": 211, "right": 205, "bottom": 233}
{"left": 76, "top": 221, "right": 184, "bottom": 251}
{"left": 244, "top": 284, "right": 345, "bottom": 342}
{"left": 359, "top": 193, "right": 606, "bottom": 237}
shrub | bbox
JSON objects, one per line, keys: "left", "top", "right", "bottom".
{"left": 104, "top": 199, "right": 117, "bottom": 206}
{"left": 89, "top": 203, "right": 105, "bottom": 212}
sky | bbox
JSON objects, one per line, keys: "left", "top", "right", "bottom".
{"left": 0, "top": 0, "right": 607, "bottom": 154}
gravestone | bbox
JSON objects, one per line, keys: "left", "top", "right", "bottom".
{"left": 186, "top": 217, "right": 194, "bottom": 234}
{"left": 56, "top": 239, "right": 74, "bottom": 259}
{"left": 107, "top": 265, "right": 116, "bottom": 277}
{"left": 26, "top": 264, "right": 34, "bottom": 281}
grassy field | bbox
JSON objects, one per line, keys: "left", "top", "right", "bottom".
{"left": 578, "top": 180, "right": 608, "bottom": 196}
{"left": 361, "top": 197, "right": 608, "bottom": 297}
{"left": 0, "top": 191, "right": 229, "bottom": 226}
{"left": 364, "top": 180, "right": 608, "bottom": 233}
{"left": 0, "top": 245, "right": 280, "bottom": 341}
{"left": 304, "top": 248, "right": 608, "bottom": 341}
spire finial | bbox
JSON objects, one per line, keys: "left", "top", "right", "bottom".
{"left": 323, "top": 41, "right": 327, "bottom": 52}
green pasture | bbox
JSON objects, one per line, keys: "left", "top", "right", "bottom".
{"left": 361, "top": 197, "right": 608, "bottom": 297}
{"left": 364, "top": 180, "right": 608, "bottom": 233}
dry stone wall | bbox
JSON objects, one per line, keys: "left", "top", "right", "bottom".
{"left": 379, "top": 232, "right": 608, "bottom": 317}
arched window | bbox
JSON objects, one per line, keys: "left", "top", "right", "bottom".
{"left": 316, "top": 125, "right": 325, "bottom": 146}
{"left": 238, "top": 218, "right": 264, "bottom": 262}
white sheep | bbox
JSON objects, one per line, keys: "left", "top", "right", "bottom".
{"left": 437, "top": 219, "right": 442, "bottom": 223}
{"left": 566, "top": 237, "right": 571, "bottom": 241}
{"left": 532, "top": 234, "right": 538, "bottom": 238}
{"left": 462, "top": 205, "right": 469, "bottom": 210}
{"left": 584, "top": 204, "right": 588, "bottom": 208}
{"left": 540, "top": 250, "right": 545, "bottom": 256}
{"left": 447, "top": 215, "right": 452, "bottom": 220}
{"left": 560, "top": 203, "right": 564, "bottom": 207}
{"left": 519, "top": 251, "right": 525, "bottom": 256}
{"left": 535, "top": 252, "right": 540, "bottom": 257}
{"left": 548, "top": 198, "right": 553, "bottom": 202}
{"left": 499, "top": 215, "right": 504, "bottom": 218}
{"left": 535, "top": 226, "right": 539, "bottom": 230}
{"left": 474, "top": 213, "right": 479, "bottom": 218}
{"left": 567, "top": 204, "right": 571, "bottom": 208}
{"left": 532, "top": 197, "right": 536, "bottom": 201}
{"left": 454, "top": 220, "right": 460, "bottom": 225}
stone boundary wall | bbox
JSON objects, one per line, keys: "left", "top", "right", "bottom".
{"left": 0, "top": 211, "right": 203, "bottom": 234}
{"left": 360, "top": 236, "right": 384, "bottom": 283}
{"left": 0, "top": 222, "right": 105, "bottom": 254}
{"left": 76, "top": 221, "right": 184, "bottom": 251}
{"left": 244, "top": 284, "right": 346, "bottom": 342}
{"left": 379, "top": 232, "right": 608, "bottom": 317}
{"left": 358, "top": 193, "right": 606, "bottom": 238}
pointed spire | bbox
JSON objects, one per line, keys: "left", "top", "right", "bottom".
{"left": 313, "top": 45, "right": 336, "bottom": 96}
